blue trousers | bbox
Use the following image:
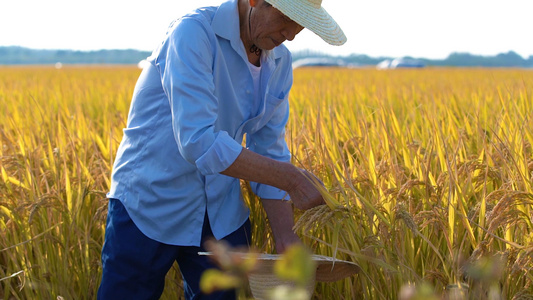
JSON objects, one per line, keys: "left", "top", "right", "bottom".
{"left": 97, "top": 199, "right": 251, "bottom": 300}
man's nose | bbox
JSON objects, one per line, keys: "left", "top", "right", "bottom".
{"left": 282, "top": 23, "right": 303, "bottom": 41}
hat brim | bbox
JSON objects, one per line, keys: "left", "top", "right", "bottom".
{"left": 251, "top": 253, "right": 360, "bottom": 282}
{"left": 199, "top": 252, "right": 360, "bottom": 282}
{"left": 265, "top": 0, "right": 347, "bottom": 46}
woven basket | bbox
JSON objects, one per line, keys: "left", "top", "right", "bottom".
{"left": 198, "top": 252, "right": 360, "bottom": 300}
{"left": 248, "top": 255, "right": 316, "bottom": 300}
{"left": 248, "top": 271, "right": 316, "bottom": 300}
{"left": 247, "top": 254, "right": 360, "bottom": 300}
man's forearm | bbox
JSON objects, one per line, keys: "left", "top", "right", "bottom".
{"left": 221, "top": 148, "right": 297, "bottom": 192}
{"left": 261, "top": 199, "right": 300, "bottom": 253}
{"left": 221, "top": 148, "right": 324, "bottom": 210}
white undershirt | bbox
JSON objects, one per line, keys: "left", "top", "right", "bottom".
{"left": 248, "top": 60, "right": 262, "bottom": 116}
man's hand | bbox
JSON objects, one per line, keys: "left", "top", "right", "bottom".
{"left": 285, "top": 169, "right": 325, "bottom": 210}
{"left": 221, "top": 148, "right": 325, "bottom": 211}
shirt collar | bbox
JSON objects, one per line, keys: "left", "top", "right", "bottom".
{"left": 212, "top": 0, "right": 284, "bottom": 60}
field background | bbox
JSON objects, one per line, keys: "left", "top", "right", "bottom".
{"left": 0, "top": 66, "right": 532, "bottom": 299}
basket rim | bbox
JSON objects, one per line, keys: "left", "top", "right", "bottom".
{"left": 198, "top": 251, "right": 360, "bottom": 282}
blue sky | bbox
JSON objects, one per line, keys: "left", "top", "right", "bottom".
{"left": 1, "top": 0, "right": 531, "bottom": 59}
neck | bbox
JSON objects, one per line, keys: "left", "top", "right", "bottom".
{"left": 238, "top": 0, "right": 261, "bottom": 65}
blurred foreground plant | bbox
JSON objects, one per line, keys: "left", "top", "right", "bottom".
{"left": 200, "top": 241, "right": 315, "bottom": 300}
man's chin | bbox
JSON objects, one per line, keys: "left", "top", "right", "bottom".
{"left": 272, "top": 39, "right": 283, "bottom": 48}
{"left": 259, "top": 39, "right": 281, "bottom": 50}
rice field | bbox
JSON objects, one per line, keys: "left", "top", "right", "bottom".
{"left": 0, "top": 65, "right": 532, "bottom": 299}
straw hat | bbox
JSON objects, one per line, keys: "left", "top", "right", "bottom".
{"left": 264, "top": 0, "right": 347, "bottom": 46}
{"left": 200, "top": 252, "right": 360, "bottom": 299}
{"left": 249, "top": 254, "right": 359, "bottom": 300}
{"left": 250, "top": 253, "right": 360, "bottom": 281}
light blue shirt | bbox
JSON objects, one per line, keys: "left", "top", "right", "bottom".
{"left": 108, "top": 0, "right": 293, "bottom": 246}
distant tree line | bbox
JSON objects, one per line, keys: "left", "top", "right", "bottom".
{"left": 0, "top": 46, "right": 151, "bottom": 65}
{"left": 293, "top": 50, "right": 533, "bottom": 68}
{"left": 428, "top": 51, "right": 532, "bottom": 67}
{"left": 1, "top": 46, "right": 532, "bottom": 68}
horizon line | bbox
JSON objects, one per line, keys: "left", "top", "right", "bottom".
{"left": 1, "top": 45, "right": 532, "bottom": 61}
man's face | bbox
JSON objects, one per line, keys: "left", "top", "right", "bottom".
{"left": 250, "top": 1, "right": 304, "bottom": 50}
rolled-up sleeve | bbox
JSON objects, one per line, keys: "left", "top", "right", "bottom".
{"left": 155, "top": 17, "right": 243, "bottom": 175}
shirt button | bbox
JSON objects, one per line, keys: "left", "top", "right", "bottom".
{"left": 246, "top": 90, "right": 251, "bottom": 94}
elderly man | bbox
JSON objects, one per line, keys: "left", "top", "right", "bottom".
{"left": 97, "top": 0, "right": 346, "bottom": 299}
